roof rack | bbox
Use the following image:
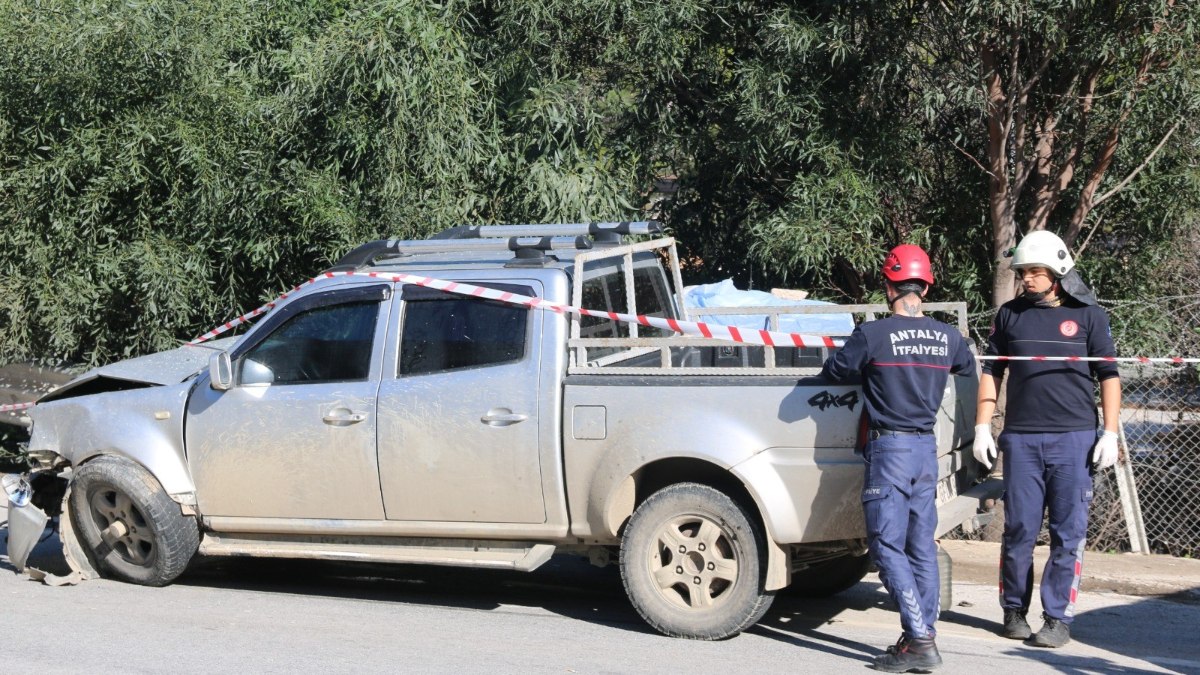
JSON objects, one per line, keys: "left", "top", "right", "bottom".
{"left": 433, "top": 221, "right": 662, "bottom": 246}
{"left": 328, "top": 235, "right": 593, "bottom": 271}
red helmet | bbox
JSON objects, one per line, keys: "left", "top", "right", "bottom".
{"left": 882, "top": 244, "right": 934, "bottom": 285}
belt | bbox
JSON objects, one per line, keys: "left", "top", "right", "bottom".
{"left": 869, "top": 429, "right": 931, "bottom": 440}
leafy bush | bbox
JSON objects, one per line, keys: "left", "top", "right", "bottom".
{"left": 1, "top": 1, "right": 1197, "bottom": 368}
{"left": 0, "top": 424, "right": 30, "bottom": 474}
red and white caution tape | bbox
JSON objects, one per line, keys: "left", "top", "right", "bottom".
{"left": 0, "top": 401, "right": 36, "bottom": 414}
{"left": 190, "top": 270, "right": 844, "bottom": 349}
{"left": 6, "top": 270, "right": 1194, "bottom": 415}
{"left": 978, "top": 355, "right": 1200, "bottom": 364}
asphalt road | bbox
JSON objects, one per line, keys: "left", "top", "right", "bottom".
{"left": 3, "top": 517, "right": 1199, "bottom": 674}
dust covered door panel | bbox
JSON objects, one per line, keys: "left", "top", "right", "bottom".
{"left": 377, "top": 282, "right": 546, "bottom": 524}
{"left": 186, "top": 285, "right": 391, "bottom": 520}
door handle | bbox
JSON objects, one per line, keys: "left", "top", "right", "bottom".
{"left": 323, "top": 410, "right": 368, "bottom": 426}
{"left": 481, "top": 408, "right": 528, "bottom": 427}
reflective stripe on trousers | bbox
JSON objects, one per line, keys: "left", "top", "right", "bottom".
{"left": 862, "top": 433, "right": 939, "bottom": 639}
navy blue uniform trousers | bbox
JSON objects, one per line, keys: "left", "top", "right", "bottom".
{"left": 999, "top": 430, "right": 1094, "bottom": 623}
{"left": 862, "top": 432, "right": 939, "bottom": 639}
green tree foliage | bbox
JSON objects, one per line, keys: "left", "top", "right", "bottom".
{"left": 0, "top": 0, "right": 1197, "bottom": 367}
{"left": 0, "top": 1, "right": 503, "bottom": 364}
{"left": 0, "top": 423, "right": 30, "bottom": 472}
{"left": 843, "top": 0, "right": 1200, "bottom": 306}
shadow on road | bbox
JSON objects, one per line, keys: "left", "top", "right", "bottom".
{"left": 185, "top": 550, "right": 663, "bottom": 636}
{"left": 5, "top": 519, "right": 1199, "bottom": 675}
{"left": 752, "top": 584, "right": 888, "bottom": 663}
{"left": 1068, "top": 592, "right": 1200, "bottom": 671}
{"left": 0, "top": 520, "right": 654, "bottom": 633}
{"left": 760, "top": 579, "right": 1200, "bottom": 674}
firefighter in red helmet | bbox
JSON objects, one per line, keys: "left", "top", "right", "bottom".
{"left": 823, "top": 244, "right": 976, "bottom": 672}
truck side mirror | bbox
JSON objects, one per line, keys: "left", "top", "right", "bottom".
{"left": 209, "top": 352, "right": 233, "bottom": 391}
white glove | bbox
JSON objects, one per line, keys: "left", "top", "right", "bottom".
{"left": 973, "top": 423, "right": 997, "bottom": 470}
{"left": 1092, "top": 430, "right": 1119, "bottom": 470}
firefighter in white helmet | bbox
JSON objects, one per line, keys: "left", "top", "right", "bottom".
{"left": 974, "top": 229, "right": 1122, "bottom": 649}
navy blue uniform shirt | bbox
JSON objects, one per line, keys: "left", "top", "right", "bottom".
{"left": 981, "top": 297, "right": 1119, "bottom": 433}
{"left": 822, "top": 314, "right": 976, "bottom": 433}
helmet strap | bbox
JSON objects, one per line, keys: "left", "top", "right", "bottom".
{"left": 1022, "top": 281, "right": 1062, "bottom": 307}
{"left": 887, "top": 281, "right": 926, "bottom": 313}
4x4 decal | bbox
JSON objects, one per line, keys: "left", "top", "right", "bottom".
{"left": 807, "top": 390, "right": 859, "bottom": 412}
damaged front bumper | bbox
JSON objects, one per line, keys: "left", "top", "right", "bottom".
{"left": 4, "top": 470, "right": 99, "bottom": 585}
{"left": 6, "top": 494, "right": 48, "bottom": 572}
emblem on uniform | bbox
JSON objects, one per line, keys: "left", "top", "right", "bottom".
{"left": 1059, "top": 320, "right": 1079, "bottom": 337}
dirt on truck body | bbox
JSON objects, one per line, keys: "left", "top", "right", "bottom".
{"left": 4, "top": 222, "right": 1001, "bottom": 639}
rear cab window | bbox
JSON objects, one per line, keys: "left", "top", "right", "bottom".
{"left": 578, "top": 256, "right": 675, "bottom": 360}
{"left": 398, "top": 283, "right": 532, "bottom": 376}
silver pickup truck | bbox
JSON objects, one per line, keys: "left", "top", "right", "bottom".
{"left": 6, "top": 222, "right": 999, "bottom": 639}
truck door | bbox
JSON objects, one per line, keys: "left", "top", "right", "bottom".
{"left": 376, "top": 281, "right": 546, "bottom": 523}
{"left": 186, "top": 284, "right": 391, "bottom": 520}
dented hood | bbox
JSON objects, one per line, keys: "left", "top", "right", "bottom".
{"left": 38, "top": 337, "right": 239, "bottom": 403}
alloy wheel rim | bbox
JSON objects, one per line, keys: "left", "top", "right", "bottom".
{"left": 647, "top": 514, "right": 739, "bottom": 610}
{"left": 88, "top": 487, "right": 157, "bottom": 567}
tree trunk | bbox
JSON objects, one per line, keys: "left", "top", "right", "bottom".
{"left": 982, "top": 43, "right": 1017, "bottom": 308}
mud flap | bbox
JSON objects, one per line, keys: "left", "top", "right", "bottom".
{"left": 764, "top": 537, "right": 791, "bottom": 591}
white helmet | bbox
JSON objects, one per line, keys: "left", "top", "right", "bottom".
{"left": 1009, "top": 230, "right": 1074, "bottom": 277}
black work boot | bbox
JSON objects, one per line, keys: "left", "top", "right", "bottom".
{"left": 1002, "top": 609, "right": 1032, "bottom": 639}
{"left": 872, "top": 634, "right": 943, "bottom": 673}
{"left": 1025, "top": 614, "right": 1071, "bottom": 648}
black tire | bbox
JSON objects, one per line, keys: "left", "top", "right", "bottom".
{"left": 620, "top": 482, "right": 774, "bottom": 639}
{"left": 69, "top": 456, "right": 199, "bottom": 586}
{"left": 784, "top": 553, "right": 872, "bottom": 598}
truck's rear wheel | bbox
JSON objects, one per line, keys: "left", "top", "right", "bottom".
{"left": 620, "top": 482, "right": 773, "bottom": 639}
{"left": 69, "top": 456, "right": 199, "bottom": 586}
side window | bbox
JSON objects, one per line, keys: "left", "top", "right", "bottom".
{"left": 399, "top": 292, "right": 529, "bottom": 376}
{"left": 240, "top": 301, "right": 380, "bottom": 385}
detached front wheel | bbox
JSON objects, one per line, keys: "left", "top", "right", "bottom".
{"left": 70, "top": 456, "right": 199, "bottom": 586}
{"left": 620, "top": 483, "right": 773, "bottom": 639}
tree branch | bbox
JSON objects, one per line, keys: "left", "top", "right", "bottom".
{"left": 1025, "top": 67, "right": 1096, "bottom": 233}
{"left": 1075, "top": 213, "right": 1104, "bottom": 258}
{"left": 951, "top": 138, "right": 995, "bottom": 177}
{"left": 982, "top": 41, "right": 1018, "bottom": 307}
{"left": 1065, "top": 0, "right": 1176, "bottom": 244}
{"left": 1003, "top": 30, "right": 1020, "bottom": 137}
{"left": 982, "top": 42, "right": 1011, "bottom": 221}
{"left": 1019, "top": 43, "right": 1057, "bottom": 99}
{"left": 1010, "top": 87, "right": 1032, "bottom": 198}
{"left": 1092, "top": 116, "right": 1183, "bottom": 208}
{"left": 1065, "top": 49, "right": 1156, "bottom": 245}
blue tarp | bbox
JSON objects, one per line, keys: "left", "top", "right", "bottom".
{"left": 684, "top": 279, "right": 855, "bottom": 336}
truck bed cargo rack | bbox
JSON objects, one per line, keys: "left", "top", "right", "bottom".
{"left": 567, "top": 301, "right": 970, "bottom": 376}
